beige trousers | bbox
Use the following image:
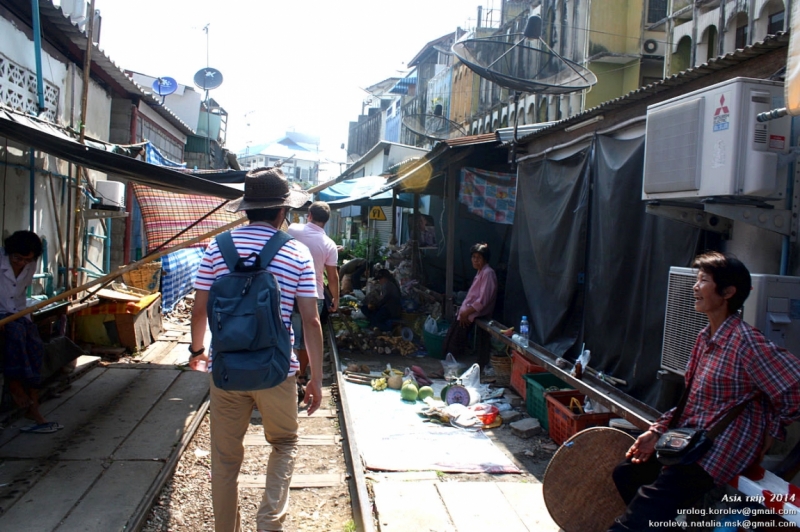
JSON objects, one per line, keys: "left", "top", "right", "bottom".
{"left": 209, "top": 376, "right": 299, "bottom": 532}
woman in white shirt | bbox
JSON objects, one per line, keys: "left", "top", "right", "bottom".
{"left": 0, "top": 231, "right": 57, "bottom": 432}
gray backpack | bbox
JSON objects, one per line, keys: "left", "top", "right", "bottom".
{"left": 207, "top": 230, "right": 293, "bottom": 391}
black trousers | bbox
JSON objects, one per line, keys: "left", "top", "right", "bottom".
{"left": 608, "top": 457, "right": 715, "bottom": 531}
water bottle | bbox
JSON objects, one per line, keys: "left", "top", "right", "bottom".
{"left": 519, "top": 316, "right": 530, "bottom": 348}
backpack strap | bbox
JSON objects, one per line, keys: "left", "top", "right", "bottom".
{"left": 216, "top": 232, "right": 241, "bottom": 272}
{"left": 258, "top": 230, "right": 293, "bottom": 267}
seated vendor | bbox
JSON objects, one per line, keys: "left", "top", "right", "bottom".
{"left": 361, "top": 269, "right": 402, "bottom": 332}
{"left": 0, "top": 230, "right": 60, "bottom": 433}
{"left": 442, "top": 242, "right": 497, "bottom": 366}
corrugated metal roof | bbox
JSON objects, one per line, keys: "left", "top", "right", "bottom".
{"left": 517, "top": 32, "right": 790, "bottom": 143}
{"left": 36, "top": 1, "right": 195, "bottom": 136}
{"left": 442, "top": 132, "right": 499, "bottom": 146}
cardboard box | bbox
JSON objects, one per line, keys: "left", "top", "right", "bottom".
{"left": 115, "top": 294, "right": 162, "bottom": 350}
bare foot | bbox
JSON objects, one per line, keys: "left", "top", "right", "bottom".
{"left": 9, "top": 381, "right": 31, "bottom": 409}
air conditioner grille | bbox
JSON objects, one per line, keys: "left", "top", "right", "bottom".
{"left": 754, "top": 128, "right": 767, "bottom": 144}
{"left": 662, "top": 269, "right": 709, "bottom": 375}
{"left": 643, "top": 98, "right": 704, "bottom": 194}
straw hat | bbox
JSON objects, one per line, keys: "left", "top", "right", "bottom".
{"left": 226, "top": 167, "right": 310, "bottom": 212}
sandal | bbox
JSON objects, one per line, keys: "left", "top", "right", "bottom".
{"left": 20, "top": 422, "right": 64, "bottom": 434}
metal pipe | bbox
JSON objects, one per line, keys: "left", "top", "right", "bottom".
{"left": 31, "top": 0, "right": 45, "bottom": 112}
{"left": 104, "top": 216, "right": 111, "bottom": 274}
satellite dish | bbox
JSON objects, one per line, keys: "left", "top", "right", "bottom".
{"left": 193, "top": 67, "right": 223, "bottom": 90}
{"left": 451, "top": 16, "right": 597, "bottom": 95}
{"left": 152, "top": 77, "right": 178, "bottom": 96}
{"left": 402, "top": 113, "right": 468, "bottom": 141}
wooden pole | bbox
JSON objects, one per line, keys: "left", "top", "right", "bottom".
{"left": 445, "top": 166, "right": 456, "bottom": 322}
{"left": 0, "top": 217, "right": 246, "bottom": 328}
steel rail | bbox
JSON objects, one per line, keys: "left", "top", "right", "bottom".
{"left": 326, "top": 320, "right": 375, "bottom": 532}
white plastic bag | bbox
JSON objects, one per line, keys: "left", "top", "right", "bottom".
{"left": 424, "top": 315, "right": 439, "bottom": 334}
{"left": 441, "top": 353, "right": 460, "bottom": 379}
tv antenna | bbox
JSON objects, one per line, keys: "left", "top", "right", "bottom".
{"left": 452, "top": 15, "right": 598, "bottom": 159}
{"left": 402, "top": 104, "right": 468, "bottom": 141}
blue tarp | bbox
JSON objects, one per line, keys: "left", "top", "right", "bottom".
{"left": 317, "top": 175, "right": 413, "bottom": 208}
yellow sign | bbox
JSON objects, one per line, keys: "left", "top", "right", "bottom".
{"left": 369, "top": 206, "right": 387, "bottom": 221}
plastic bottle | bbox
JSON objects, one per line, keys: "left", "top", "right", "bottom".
{"left": 519, "top": 316, "right": 530, "bottom": 348}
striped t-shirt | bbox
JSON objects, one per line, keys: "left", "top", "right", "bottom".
{"left": 193, "top": 222, "right": 317, "bottom": 375}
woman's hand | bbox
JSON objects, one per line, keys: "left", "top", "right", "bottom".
{"left": 626, "top": 430, "right": 659, "bottom": 463}
{"left": 459, "top": 306, "right": 474, "bottom": 327}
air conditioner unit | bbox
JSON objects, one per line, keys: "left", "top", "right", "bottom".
{"left": 642, "top": 78, "right": 790, "bottom": 201}
{"left": 661, "top": 267, "right": 800, "bottom": 375}
{"left": 642, "top": 38, "right": 660, "bottom": 55}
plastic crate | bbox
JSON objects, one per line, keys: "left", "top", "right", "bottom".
{"left": 545, "top": 390, "right": 613, "bottom": 445}
{"left": 510, "top": 350, "right": 546, "bottom": 399}
{"left": 523, "top": 373, "right": 572, "bottom": 431}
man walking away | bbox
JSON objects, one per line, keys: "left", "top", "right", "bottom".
{"left": 189, "top": 167, "right": 323, "bottom": 532}
{"left": 288, "top": 201, "right": 339, "bottom": 391}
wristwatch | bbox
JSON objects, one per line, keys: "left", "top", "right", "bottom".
{"left": 188, "top": 345, "right": 205, "bottom": 358}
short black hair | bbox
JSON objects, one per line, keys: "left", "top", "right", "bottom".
{"left": 246, "top": 208, "right": 284, "bottom": 223}
{"left": 309, "top": 201, "right": 331, "bottom": 224}
{"left": 4, "top": 230, "right": 43, "bottom": 258}
{"left": 692, "top": 251, "right": 751, "bottom": 313}
{"left": 470, "top": 242, "right": 491, "bottom": 263}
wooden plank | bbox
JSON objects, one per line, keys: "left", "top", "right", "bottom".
{"left": 59, "top": 369, "right": 180, "bottom": 460}
{"left": 496, "top": 482, "right": 561, "bottom": 532}
{"left": 157, "top": 342, "right": 194, "bottom": 366}
{"left": 436, "top": 482, "right": 528, "bottom": 532}
{"left": 252, "top": 408, "right": 336, "bottom": 420}
{"left": 113, "top": 370, "right": 209, "bottom": 460}
{"left": 373, "top": 481, "right": 455, "bottom": 532}
{"left": 162, "top": 322, "right": 190, "bottom": 332}
{"left": 365, "top": 471, "right": 439, "bottom": 482}
{"left": 238, "top": 473, "right": 344, "bottom": 489}
{"left": 96, "top": 288, "right": 141, "bottom": 302}
{"left": 243, "top": 433, "right": 340, "bottom": 446}
{"left": 0, "top": 368, "right": 143, "bottom": 459}
{"left": 0, "top": 460, "right": 104, "bottom": 531}
{"left": 56, "top": 460, "right": 164, "bottom": 532}
{"left": 0, "top": 459, "right": 51, "bottom": 515}
{"left": 137, "top": 340, "right": 177, "bottom": 363}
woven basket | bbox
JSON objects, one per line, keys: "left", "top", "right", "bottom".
{"left": 543, "top": 427, "right": 635, "bottom": 532}
{"left": 490, "top": 354, "right": 513, "bottom": 386}
{"left": 121, "top": 261, "right": 162, "bottom": 294}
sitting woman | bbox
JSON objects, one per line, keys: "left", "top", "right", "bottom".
{"left": 0, "top": 231, "right": 60, "bottom": 433}
{"left": 361, "top": 269, "right": 402, "bottom": 332}
{"left": 442, "top": 243, "right": 497, "bottom": 365}
{"left": 608, "top": 252, "right": 800, "bottom": 531}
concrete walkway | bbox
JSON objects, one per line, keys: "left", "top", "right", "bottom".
{"left": 0, "top": 331, "right": 208, "bottom": 531}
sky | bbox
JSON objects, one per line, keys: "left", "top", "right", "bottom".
{"left": 95, "top": 0, "right": 495, "bottom": 166}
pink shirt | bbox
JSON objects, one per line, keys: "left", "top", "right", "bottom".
{"left": 287, "top": 222, "right": 338, "bottom": 299}
{"left": 459, "top": 264, "right": 497, "bottom": 323}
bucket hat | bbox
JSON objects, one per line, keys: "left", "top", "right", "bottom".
{"left": 226, "top": 167, "right": 310, "bottom": 212}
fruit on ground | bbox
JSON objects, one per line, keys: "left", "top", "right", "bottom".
{"left": 401, "top": 383, "right": 419, "bottom": 402}
{"left": 387, "top": 374, "right": 403, "bottom": 390}
{"left": 418, "top": 386, "right": 434, "bottom": 401}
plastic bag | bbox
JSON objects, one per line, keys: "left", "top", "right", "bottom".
{"left": 402, "top": 367, "right": 419, "bottom": 386}
{"left": 441, "top": 353, "right": 460, "bottom": 380}
{"left": 424, "top": 315, "right": 439, "bottom": 334}
{"left": 459, "top": 363, "right": 481, "bottom": 389}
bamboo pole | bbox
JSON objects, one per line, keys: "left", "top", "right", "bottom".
{"left": 0, "top": 217, "right": 246, "bottom": 328}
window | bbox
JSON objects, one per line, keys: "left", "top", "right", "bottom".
{"left": 647, "top": 0, "right": 668, "bottom": 24}
{"left": 768, "top": 11, "right": 785, "bottom": 35}
{"left": 735, "top": 24, "right": 748, "bottom": 49}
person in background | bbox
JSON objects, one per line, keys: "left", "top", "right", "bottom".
{"left": 288, "top": 201, "right": 339, "bottom": 394}
{"left": 0, "top": 231, "right": 61, "bottom": 433}
{"left": 608, "top": 252, "right": 800, "bottom": 531}
{"left": 442, "top": 242, "right": 497, "bottom": 367}
{"left": 361, "top": 269, "right": 402, "bottom": 331}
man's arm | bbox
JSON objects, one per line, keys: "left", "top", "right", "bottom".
{"left": 297, "top": 296, "right": 323, "bottom": 415}
{"left": 325, "top": 264, "right": 339, "bottom": 313}
{"left": 189, "top": 290, "right": 210, "bottom": 370}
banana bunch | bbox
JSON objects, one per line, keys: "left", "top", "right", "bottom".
{"left": 371, "top": 377, "right": 388, "bottom": 391}
{"left": 382, "top": 367, "right": 404, "bottom": 378}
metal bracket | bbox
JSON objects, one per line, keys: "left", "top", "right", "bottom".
{"left": 645, "top": 204, "right": 732, "bottom": 236}
{"left": 82, "top": 209, "right": 128, "bottom": 220}
{"left": 703, "top": 204, "right": 794, "bottom": 239}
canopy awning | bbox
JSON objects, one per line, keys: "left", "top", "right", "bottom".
{"left": 0, "top": 107, "right": 242, "bottom": 199}
{"left": 318, "top": 175, "right": 413, "bottom": 208}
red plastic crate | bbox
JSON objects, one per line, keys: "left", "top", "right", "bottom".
{"left": 510, "top": 350, "right": 546, "bottom": 400}
{"left": 545, "top": 390, "right": 612, "bottom": 445}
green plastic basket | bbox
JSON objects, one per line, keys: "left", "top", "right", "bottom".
{"left": 423, "top": 322, "right": 450, "bottom": 360}
{"left": 523, "top": 373, "right": 572, "bottom": 431}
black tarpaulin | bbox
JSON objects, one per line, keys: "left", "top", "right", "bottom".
{"left": 583, "top": 136, "right": 701, "bottom": 406}
{"left": 505, "top": 148, "right": 590, "bottom": 356}
{"left": 0, "top": 108, "right": 241, "bottom": 200}
{"left": 505, "top": 134, "right": 702, "bottom": 408}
